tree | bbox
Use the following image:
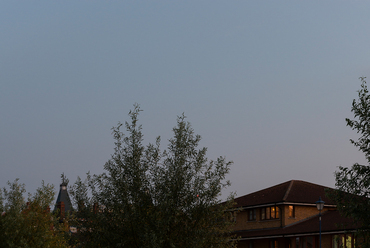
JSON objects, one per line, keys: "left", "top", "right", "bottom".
{"left": 328, "top": 77, "right": 370, "bottom": 247}
{"left": 70, "top": 104, "right": 236, "bottom": 248}
{"left": 0, "top": 179, "right": 70, "bottom": 248}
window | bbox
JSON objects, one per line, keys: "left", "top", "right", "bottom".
{"left": 346, "top": 236, "right": 352, "bottom": 248}
{"left": 295, "top": 237, "right": 300, "bottom": 248}
{"left": 293, "top": 236, "right": 314, "bottom": 248}
{"left": 332, "top": 235, "right": 340, "bottom": 248}
{"left": 289, "top": 205, "right": 295, "bottom": 218}
{"left": 270, "top": 240, "right": 278, "bottom": 248}
{"left": 228, "top": 212, "right": 236, "bottom": 223}
{"left": 332, "top": 234, "right": 355, "bottom": 248}
{"left": 248, "top": 209, "right": 256, "bottom": 221}
{"left": 302, "top": 236, "right": 313, "bottom": 248}
{"left": 261, "top": 206, "right": 280, "bottom": 220}
{"left": 266, "top": 207, "right": 271, "bottom": 219}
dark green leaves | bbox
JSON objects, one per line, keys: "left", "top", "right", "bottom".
{"left": 329, "top": 77, "right": 370, "bottom": 248}
{"left": 0, "top": 180, "right": 70, "bottom": 248}
{"left": 70, "top": 105, "right": 236, "bottom": 248}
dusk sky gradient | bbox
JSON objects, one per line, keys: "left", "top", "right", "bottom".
{"left": 1, "top": 1, "right": 370, "bottom": 200}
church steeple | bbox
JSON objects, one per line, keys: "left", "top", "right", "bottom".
{"left": 54, "top": 173, "right": 73, "bottom": 214}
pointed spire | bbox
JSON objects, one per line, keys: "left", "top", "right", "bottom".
{"left": 54, "top": 173, "right": 73, "bottom": 214}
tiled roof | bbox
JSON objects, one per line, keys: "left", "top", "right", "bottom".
{"left": 54, "top": 182, "right": 73, "bottom": 212}
{"left": 236, "top": 210, "right": 357, "bottom": 239}
{"left": 234, "top": 180, "right": 336, "bottom": 208}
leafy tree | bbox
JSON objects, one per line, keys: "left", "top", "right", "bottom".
{"left": 328, "top": 77, "right": 370, "bottom": 247}
{"left": 70, "top": 104, "right": 236, "bottom": 248}
{"left": 0, "top": 179, "right": 70, "bottom": 248}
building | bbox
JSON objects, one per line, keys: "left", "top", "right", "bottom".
{"left": 232, "top": 180, "right": 358, "bottom": 248}
{"left": 54, "top": 177, "right": 73, "bottom": 220}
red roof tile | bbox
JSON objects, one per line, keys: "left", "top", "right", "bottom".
{"left": 234, "top": 180, "right": 336, "bottom": 208}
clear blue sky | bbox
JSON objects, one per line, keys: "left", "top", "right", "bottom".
{"left": 1, "top": 1, "right": 369, "bottom": 200}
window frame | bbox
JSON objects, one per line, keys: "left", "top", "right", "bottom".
{"left": 261, "top": 206, "right": 280, "bottom": 220}
{"left": 293, "top": 236, "right": 315, "bottom": 248}
{"left": 289, "top": 205, "right": 295, "bottom": 218}
{"left": 261, "top": 208, "right": 266, "bottom": 220}
{"left": 332, "top": 234, "right": 355, "bottom": 248}
{"left": 270, "top": 240, "right": 278, "bottom": 248}
{"left": 248, "top": 209, "right": 256, "bottom": 221}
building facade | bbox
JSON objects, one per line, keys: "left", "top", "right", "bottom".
{"left": 232, "top": 180, "right": 357, "bottom": 248}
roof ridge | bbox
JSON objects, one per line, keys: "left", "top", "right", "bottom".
{"left": 283, "top": 180, "right": 294, "bottom": 201}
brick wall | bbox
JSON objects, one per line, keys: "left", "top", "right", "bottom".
{"left": 234, "top": 208, "right": 282, "bottom": 231}
{"left": 322, "top": 234, "right": 332, "bottom": 248}
{"left": 284, "top": 205, "right": 318, "bottom": 226}
{"left": 284, "top": 205, "right": 333, "bottom": 226}
{"left": 233, "top": 205, "right": 333, "bottom": 232}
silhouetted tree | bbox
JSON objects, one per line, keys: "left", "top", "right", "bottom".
{"left": 329, "top": 77, "right": 370, "bottom": 247}
{"left": 70, "top": 104, "right": 236, "bottom": 248}
{"left": 0, "top": 179, "right": 70, "bottom": 247}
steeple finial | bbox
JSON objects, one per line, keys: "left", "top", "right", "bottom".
{"left": 60, "top": 173, "right": 69, "bottom": 187}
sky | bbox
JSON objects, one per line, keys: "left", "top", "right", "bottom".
{"left": 1, "top": 1, "right": 370, "bottom": 201}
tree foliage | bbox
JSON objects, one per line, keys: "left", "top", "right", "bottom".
{"left": 70, "top": 104, "right": 236, "bottom": 248}
{"left": 0, "top": 179, "right": 70, "bottom": 248}
{"left": 328, "top": 77, "right": 370, "bottom": 247}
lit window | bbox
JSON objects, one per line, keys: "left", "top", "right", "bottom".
{"left": 271, "top": 206, "right": 275, "bottom": 218}
{"left": 289, "top": 205, "right": 295, "bottom": 218}
{"left": 346, "top": 235, "right": 352, "bottom": 248}
{"left": 261, "top": 206, "right": 280, "bottom": 220}
{"left": 266, "top": 207, "right": 271, "bottom": 219}
{"left": 333, "top": 234, "right": 355, "bottom": 248}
